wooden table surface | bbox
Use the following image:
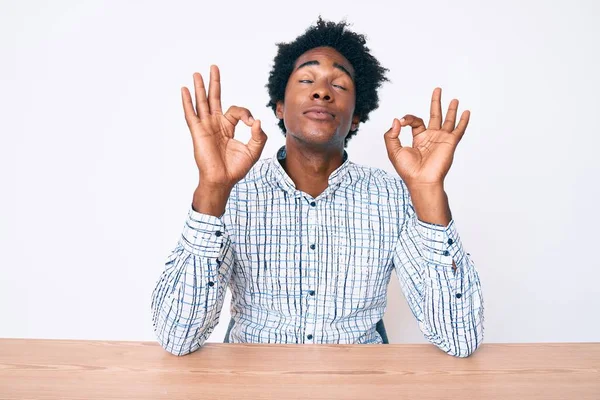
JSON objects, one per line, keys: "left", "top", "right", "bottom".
{"left": 0, "top": 339, "right": 598, "bottom": 399}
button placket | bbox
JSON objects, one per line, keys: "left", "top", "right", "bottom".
{"left": 307, "top": 198, "right": 318, "bottom": 283}
{"left": 304, "top": 198, "right": 318, "bottom": 342}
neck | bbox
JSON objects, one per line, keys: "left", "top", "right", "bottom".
{"left": 281, "top": 137, "right": 345, "bottom": 198}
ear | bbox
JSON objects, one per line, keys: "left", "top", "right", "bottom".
{"left": 276, "top": 101, "right": 284, "bottom": 120}
{"left": 350, "top": 115, "right": 360, "bottom": 131}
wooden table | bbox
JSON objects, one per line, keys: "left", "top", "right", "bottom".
{"left": 0, "top": 340, "right": 598, "bottom": 399}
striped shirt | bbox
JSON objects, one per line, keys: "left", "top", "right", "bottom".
{"left": 151, "top": 145, "right": 485, "bottom": 357}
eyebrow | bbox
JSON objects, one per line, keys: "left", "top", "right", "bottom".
{"left": 295, "top": 60, "right": 354, "bottom": 80}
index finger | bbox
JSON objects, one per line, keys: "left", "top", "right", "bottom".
{"left": 428, "top": 87, "right": 443, "bottom": 130}
{"left": 225, "top": 105, "right": 255, "bottom": 127}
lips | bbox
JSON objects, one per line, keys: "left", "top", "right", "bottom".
{"left": 303, "top": 107, "right": 335, "bottom": 121}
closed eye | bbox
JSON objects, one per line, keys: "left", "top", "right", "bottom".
{"left": 299, "top": 80, "right": 347, "bottom": 91}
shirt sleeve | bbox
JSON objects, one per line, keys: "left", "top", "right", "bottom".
{"left": 151, "top": 205, "right": 235, "bottom": 356}
{"left": 392, "top": 191, "right": 485, "bottom": 357}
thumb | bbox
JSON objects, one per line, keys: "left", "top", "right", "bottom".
{"left": 246, "top": 119, "right": 268, "bottom": 161}
{"left": 383, "top": 118, "right": 402, "bottom": 156}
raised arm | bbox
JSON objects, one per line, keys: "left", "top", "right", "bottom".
{"left": 151, "top": 66, "right": 268, "bottom": 355}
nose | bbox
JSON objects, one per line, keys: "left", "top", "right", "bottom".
{"left": 311, "top": 85, "right": 332, "bottom": 102}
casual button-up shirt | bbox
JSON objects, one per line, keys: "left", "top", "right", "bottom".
{"left": 151, "top": 146, "right": 485, "bottom": 357}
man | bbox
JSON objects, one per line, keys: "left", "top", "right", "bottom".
{"left": 151, "top": 18, "right": 484, "bottom": 357}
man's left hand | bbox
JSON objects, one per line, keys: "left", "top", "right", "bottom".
{"left": 383, "top": 88, "right": 470, "bottom": 189}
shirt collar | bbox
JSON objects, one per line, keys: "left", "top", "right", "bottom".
{"left": 269, "top": 145, "right": 351, "bottom": 198}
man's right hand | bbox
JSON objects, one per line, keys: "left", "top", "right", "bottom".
{"left": 182, "top": 65, "right": 268, "bottom": 215}
{"left": 182, "top": 65, "right": 268, "bottom": 187}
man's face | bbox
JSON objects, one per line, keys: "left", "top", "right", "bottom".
{"left": 276, "top": 46, "right": 359, "bottom": 147}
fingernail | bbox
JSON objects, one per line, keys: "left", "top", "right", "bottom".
{"left": 400, "top": 118, "right": 406, "bottom": 124}
{"left": 249, "top": 117, "right": 255, "bottom": 123}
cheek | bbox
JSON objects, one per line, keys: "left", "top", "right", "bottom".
{"left": 343, "top": 96, "right": 357, "bottom": 120}
{"left": 283, "top": 92, "right": 308, "bottom": 116}
{"left": 343, "top": 91, "right": 356, "bottom": 107}
{"left": 297, "top": 96, "right": 309, "bottom": 109}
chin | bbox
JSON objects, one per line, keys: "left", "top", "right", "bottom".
{"left": 296, "top": 131, "right": 339, "bottom": 146}
{"left": 297, "top": 123, "right": 338, "bottom": 140}
{"left": 286, "top": 120, "right": 347, "bottom": 146}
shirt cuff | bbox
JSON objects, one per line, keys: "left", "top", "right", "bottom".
{"left": 415, "top": 219, "right": 466, "bottom": 270}
{"left": 179, "top": 205, "right": 227, "bottom": 258}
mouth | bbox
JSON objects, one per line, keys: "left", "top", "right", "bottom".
{"left": 303, "top": 108, "right": 335, "bottom": 121}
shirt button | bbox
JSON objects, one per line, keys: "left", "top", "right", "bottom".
{"left": 447, "top": 239, "right": 454, "bottom": 245}
{"left": 456, "top": 293, "right": 462, "bottom": 299}
{"left": 443, "top": 250, "right": 450, "bottom": 256}
{"left": 310, "top": 201, "right": 316, "bottom": 207}
{"left": 307, "top": 334, "right": 313, "bottom": 340}
{"left": 310, "top": 244, "right": 316, "bottom": 250}
{"left": 208, "top": 281, "right": 215, "bottom": 287}
{"left": 215, "top": 231, "right": 222, "bottom": 237}
{"left": 309, "top": 290, "right": 315, "bottom": 296}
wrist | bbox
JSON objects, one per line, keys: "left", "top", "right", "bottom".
{"left": 405, "top": 180, "right": 444, "bottom": 193}
{"left": 192, "top": 184, "right": 233, "bottom": 217}
{"left": 407, "top": 184, "right": 452, "bottom": 226}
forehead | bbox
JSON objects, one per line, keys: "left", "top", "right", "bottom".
{"left": 293, "top": 46, "right": 355, "bottom": 76}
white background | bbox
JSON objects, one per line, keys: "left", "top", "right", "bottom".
{"left": 1, "top": 0, "right": 599, "bottom": 344}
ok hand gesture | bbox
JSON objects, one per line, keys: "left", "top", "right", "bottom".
{"left": 383, "top": 88, "right": 470, "bottom": 189}
{"left": 182, "top": 65, "right": 268, "bottom": 188}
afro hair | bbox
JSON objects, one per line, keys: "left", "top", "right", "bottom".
{"left": 266, "top": 17, "right": 390, "bottom": 147}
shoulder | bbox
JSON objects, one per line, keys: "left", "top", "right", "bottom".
{"left": 242, "top": 157, "right": 273, "bottom": 181}
{"left": 347, "top": 162, "right": 408, "bottom": 195}
{"left": 230, "top": 157, "right": 276, "bottom": 194}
